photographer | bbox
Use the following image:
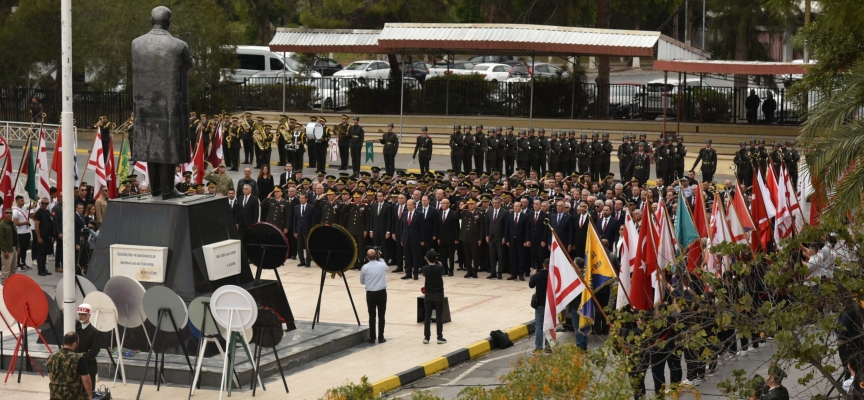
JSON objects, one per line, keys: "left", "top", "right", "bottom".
{"left": 360, "top": 248, "right": 387, "bottom": 344}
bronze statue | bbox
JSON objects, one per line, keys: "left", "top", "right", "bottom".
{"left": 131, "top": 6, "right": 194, "bottom": 199}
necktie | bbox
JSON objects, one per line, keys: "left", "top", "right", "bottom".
{"left": 424, "top": 207, "right": 427, "bottom": 218}
{"left": 515, "top": 214, "right": 519, "bottom": 225}
{"left": 399, "top": 205, "right": 403, "bottom": 220}
{"left": 603, "top": 217, "right": 608, "bottom": 231}
{"left": 534, "top": 213, "right": 538, "bottom": 225}
{"left": 494, "top": 209, "right": 498, "bottom": 222}
{"left": 443, "top": 210, "right": 447, "bottom": 222}
{"left": 243, "top": 196, "right": 248, "bottom": 207}
{"left": 557, "top": 214, "right": 561, "bottom": 224}
{"left": 301, "top": 205, "right": 305, "bottom": 217}
{"left": 408, "top": 212, "right": 412, "bottom": 226}
{"left": 581, "top": 215, "right": 585, "bottom": 227}
{"left": 378, "top": 204, "right": 382, "bottom": 215}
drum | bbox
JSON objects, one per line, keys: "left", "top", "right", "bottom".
{"left": 306, "top": 122, "right": 324, "bottom": 141}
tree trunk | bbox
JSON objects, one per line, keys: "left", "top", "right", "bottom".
{"left": 258, "top": 14, "right": 271, "bottom": 45}
{"left": 596, "top": 0, "right": 610, "bottom": 118}
{"left": 733, "top": 18, "right": 749, "bottom": 122}
{"left": 387, "top": 53, "right": 401, "bottom": 83}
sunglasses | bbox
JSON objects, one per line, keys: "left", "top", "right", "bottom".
{"left": 41, "top": 203, "right": 48, "bottom": 205}
{"left": 3, "top": 212, "right": 11, "bottom": 215}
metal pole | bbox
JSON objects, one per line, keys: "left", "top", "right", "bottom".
{"left": 446, "top": 54, "right": 450, "bottom": 116}
{"left": 399, "top": 54, "right": 404, "bottom": 143}
{"left": 60, "top": 0, "right": 76, "bottom": 334}
{"left": 702, "top": 0, "right": 706, "bottom": 49}
{"left": 529, "top": 54, "right": 535, "bottom": 129}
{"left": 662, "top": 71, "right": 668, "bottom": 138}
{"left": 570, "top": 55, "right": 576, "bottom": 119}
{"left": 282, "top": 52, "right": 286, "bottom": 113}
{"left": 685, "top": 0, "right": 688, "bottom": 44}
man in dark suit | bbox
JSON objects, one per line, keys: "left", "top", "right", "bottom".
{"left": 278, "top": 162, "right": 297, "bottom": 188}
{"left": 504, "top": 201, "right": 529, "bottom": 281}
{"left": 396, "top": 199, "right": 422, "bottom": 280}
{"left": 282, "top": 187, "right": 300, "bottom": 259}
{"left": 525, "top": 199, "right": 548, "bottom": 270}
{"left": 293, "top": 193, "right": 315, "bottom": 267}
{"left": 418, "top": 196, "right": 438, "bottom": 255}
{"left": 596, "top": 205, "right": 619, "bottom": 245}
{"left": 227, "top": 188, "right": 241, "bottom": 227}
{"left": 572, "top": 202, "right": 591, "bottom": 258}
{"left": 547, "top": 200, "right": 573, "bottom": 252}
{"left": 435, "top": 199, "right": 460, "bottom": 276}
{"left": 368, "top": 192, "right": 391, "bottom": 264}
{"left": 389, "top": 194, "right": 408, "bottom": 272}
{"left": 237, "top": 183, "right": 259, "bottom": 240}
{"left": 485, "top": 197, "right": 509, "bottom": 280}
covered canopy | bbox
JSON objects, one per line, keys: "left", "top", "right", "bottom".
{"left": 654, "top": 60, "right": 808, "bottom": 75}
{"left": 270, "top": 23, "right": 709, "bottom": 60}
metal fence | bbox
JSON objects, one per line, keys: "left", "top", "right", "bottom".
{"left": 1, "top": 80, "right": 821, "bottom": 125}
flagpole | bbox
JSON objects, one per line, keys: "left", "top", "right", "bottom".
{"left": 544, "top": 219, "right": 610, "bottom": 322}
{"left": 646, "top": 201, "right": 673, "bottom": 302}
{"left": 781, "top": 160, "right": 806, "bottom": 233}
{"left": 12, "top": 135, "right": 34, "bottom": 199}
{"left": 586, "top": 214, "right": 634, "bottom": 307}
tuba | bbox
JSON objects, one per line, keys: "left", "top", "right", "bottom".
{"left": 254, "top": 126, "right": 266, "bottom": 150}
{"left": 240, "top": 117, "right": 251, "bottom": 131}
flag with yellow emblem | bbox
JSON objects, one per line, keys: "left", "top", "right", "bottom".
{"left": 578, "top": 222, "right": 617, "bottom": 332}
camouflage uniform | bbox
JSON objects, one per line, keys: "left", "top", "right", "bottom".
{"left": 47, "top": 348, "right": 89, "bottom": 400}
{"left": 203, "top": 169, "right": 235, "bottom": 196}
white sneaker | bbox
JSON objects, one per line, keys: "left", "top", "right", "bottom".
{"left": 437, "top": 337, "right": 447, "bottom": 344}
{"left": 423, "top": 338, "right": 429, "bottom": 344}
{"left": 682, "top": 379, "right": 694, "bottom": 386}
{"left": 692, "top": 378, "right": 703, "bottom": 386}
{"left": 737, "top": 349, "right": 748, "bottom": 357}
{"left": 706, "top": 369, "right": 716, "bottom": 377}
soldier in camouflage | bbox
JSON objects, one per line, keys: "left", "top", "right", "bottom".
{"left": 47, "top": 332, "right": 92, "bottom": 400}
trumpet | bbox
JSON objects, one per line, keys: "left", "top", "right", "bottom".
{"left": 114, "top": 117, "right": 133, "bottom": 133}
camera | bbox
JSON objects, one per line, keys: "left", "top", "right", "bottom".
{"left": 366, "top": 245, "right": 383, "bottom": 260}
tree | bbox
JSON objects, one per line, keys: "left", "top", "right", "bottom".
{"left": 243, "top": 0, "right": 298, "bottom": 45}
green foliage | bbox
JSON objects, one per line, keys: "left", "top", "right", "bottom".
{"left": 200, "top": 80, "right": 316, "bottom": 113}
{"left": 298, "top": 0, "right": 453, "bottom": 30}
{"left": 319, "top": 376, "right": 441, "bottom": 400}
{"left": 344, "top": 79, "right": 406, "bottom": 114}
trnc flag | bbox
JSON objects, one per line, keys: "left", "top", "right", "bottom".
{"left": 328, "top": 138, "right": 339, "bottom": 162}
{"left": 133, "top": 161, "right": 149, "bottom": 187}
{"left": 543, "top": 233, "right": 585, "bottom": 342}
{"left": 774, "top": 166, "right": 793, "bottom": 248}
{"left": 783, "top": 167, "right": 804, "bottom": 233}
{"left": 656, "top": 203, "right": 677, "bottom": 273}
{"left": 86, "top": 132, "right": 107, "bottom": 200}
{"left": 578, "top": 222, "right": 616, "bottom": 332}
{"left": 760, "top": 165, "right": 777, "bottom": 217}
{"left": 707, "top": 199, "right": 732, "bottom": 274}
{"left": 751, "top": 169, "right": 773, "bottom": 252}
{"left": 36, "top": 128, "right": 50, "bottom": 200}
{"left": 616, "top": 209, "right": 638, "bottom": 310}
{"left": 105, "top": 136, "right": 117, "bottom": 199}
{"left": 365, "top": 141, "right": 374, "bottom": 162}
{"left": 630, "top": 205, "right": 658, "bottom": 310}
{"left": 206, "top": 123, "right": 224, "bottom": 167}
{"left": 117, "top": 138, "right": 131, "bottom": 189}
{"left": 0, "top": 140, "right": 13, "bottom": 210}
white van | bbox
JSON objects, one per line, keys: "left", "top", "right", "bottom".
{"left": 222, "top": 46, "right": 321, "bottom": 83}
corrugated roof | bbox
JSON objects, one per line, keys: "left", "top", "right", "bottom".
{"left": 654, "top": 60, "right": 807, "bottom": 75}
{"left": 270, "top": 28, "right": 384, "bottom": 54}
{"left": 268, "top": 23, "right": 709, "bottom": 60}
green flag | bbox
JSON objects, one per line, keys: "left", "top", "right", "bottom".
{"left": 365, "top": 141, "right": 374, "bottom": 162}
{"left": 25, "top": 144, "right": 37, "bottom": 200}
{"left": 117, "top": 138, "right": 131, "bottom": 189}
{"left": 674, "top": 191, "right": 699, "bottom": 248}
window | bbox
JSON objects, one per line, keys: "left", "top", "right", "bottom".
{"left": 345, "top": 62, "right": 370, "bottom": 71}
{"left": 327, "top": 59, "right": 340, "bottom": 67}
{"left": 269, "top": 58, "right": 284, "bottom": 71}
{"left": 237, "top": 54, "right": 265, "bottom": 71}
{"left": 374, "top": 62, "right": 389, "bottom": 70}
{"left": 493, "top": 66, "right": 506, "bottom": 72}
{"left": 535, "top": 65, "right": 549, "bottom": 73}
{"left": 549, "top": 65, "right": 562, "bottom": 74}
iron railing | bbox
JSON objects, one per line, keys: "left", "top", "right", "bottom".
{"left": 1, "top": 80, "right": 825, "bottom": 126}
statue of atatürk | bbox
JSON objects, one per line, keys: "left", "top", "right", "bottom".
{"left": 131, "top": 6, "right": 194, "bottom": 200}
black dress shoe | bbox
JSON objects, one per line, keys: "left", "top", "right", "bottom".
{"left": 518, "top": 275, "right": 525, "bottom": 281}
{"left": 497, "top": 274, "right": 503, "bottom": 280}
{"left": 297, "top": 263, "right": 306, "bottom": 267}
{"left": 486, "top": 274, "right": 497, "bottom": 279}
{"left": 393, "top": 268, "right": 404, "bottom": 273}
{"left": 464, "top": 273, "right": 472, "bottom": 278}
{"left": 368, "top": 339, "right": 376, "bottom": 344}
{"left": 38, "top": 271, "right": 46, "bottom": 276}
{"left": 401, "top": 275, "right": 411, "bottom": 280}
{"left": 448, "top": 272, "right": 454, "bottom": 277}
{"left": 413, "top": 276, "right": 419, "bottom": 280}
{"left": 378, "top": 338, "right": 386, "bottom": 343}
{"left": 506, "top": 275, "right": 518, "bottom": 280}
{"left": 472, "top": 273, "right": 478, "bottom": 278}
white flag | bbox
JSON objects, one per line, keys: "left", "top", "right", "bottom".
{"left": 86, "top": 132, "right": 107, "bottom": 199}
{"left": 36, "top": 128, "right": 51, "bottom": 200}
{"left": 616, "top": 209, "right": 638, "bottom": 310}
{"left": 543, "top": 234, "right": 585, "bottom": 343}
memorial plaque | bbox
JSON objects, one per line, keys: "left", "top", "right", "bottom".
{"left": 202, "top": 239, "right": 242, "bottom": 281}
{"left": 110, "top": 244, "right": 169, "bottom": 283}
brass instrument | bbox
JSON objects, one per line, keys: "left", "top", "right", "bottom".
{"left": 240, "top": 116, "right": 252, "bottom": 131}
{"left": 114, "top": 117, "right": 133, "bottom": 133}
{"left": 254, "top": 125, "right": 267, "bottom": 150}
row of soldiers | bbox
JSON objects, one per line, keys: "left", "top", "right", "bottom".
{"left": 732, "top": 138, "right": 801, "bottom": 188}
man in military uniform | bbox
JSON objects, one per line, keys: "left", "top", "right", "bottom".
{"left": 486, "top": 127, "right": 499, "bottom": 174}
{"left": 504, "top": 126, "right": 517, "bottom": 176}
{"left": 348, "top": 116, "right": 365, "bottom": 176}
{"left": 516, "top": 131, "right": 531, "bottom": 172}
{"left": 756, "top": 139, "right": 769, "bottom": 174}
{"left": 47, "top": 332, "right": 92, "bottom": 400}
{"left": 769, "top": 142, "right": 783, "bottom": 178}
{"left": 261, "top": 186, "right": 291, "bottom": 235}
{"left": 449, "top": 124, "right": 464, "bottom": 173}
{"left": 536, "top": 128, "right": 549, "bottom": 176}
{"left": 785, "top": 141, "right": 800, "bottom": 188}
{"left": 617, "top": 135, "right": 633, "bottom": 183}
{"left": 691, "top": 139, "right": 718, "bottom": 183}
{"left": 459, "top": 198, "right": 485, "bottom": 279}
{"left": 733, "top": 141, "right": 753, "bottom": 187}
{"left": 260, "top": 124, "right": 274, "bottom": 168}
{"left": 462, "top": 125, "right": 475, "bottom": 173}
{"left": 577, "top": 134, "right": 591, "bottom": 177}
{"left": 317, "top": 188, "right": 343, "bottom": 224}
{"left": 377, "top": 123, "right": 398, "bottom": 176}
{"left": 292, "top": 123, "right": 307, "bottom": 171}
{"left": 473, "top": 124, "right": 486, "bottom": 175}
{"left": 526, "top": 128, "right": 539, "bottom": 174}
{"left": 200, "top": 113, "right": 213, "bottom": 154}
{"left": 548, "top": 131, "right": 562, "bottom": 174}
{"left": 589, "top": 133, "right": 603, "bottom": 181}
{"left": 413, "top": 126, "right": 433, "bottom": 175}
{"left": 655, "top": 138, "right": 670, "bottom": 185}
{"left": 275, "top": 114, "right": 288, "bottom": 166}
{"left": 559, "top": 130, "right": 571, "bottom": 176}
{"left": 338, "top": 115, "right": 351, "bottom": 170}
{"left": 306, "top": 116, "right": 319, "bottom": 168}
{"left": 176, "top": 171, "right": 193, "bottom": 193}
{"left": 627, "top": 142, "right": 651, "bottom": 185}
{"left": 240, "top": 112, "right": 255, "bottom": 164}
{"left": 314, "top": 117, "right": 331, "bottom": 172}
{"left": 204, "top": 163, "right": 234, "bottom": 196}
{"left": 674, "top": 135, "right": 687, "bottom": 182}
{"left": 341, "top": 191, "right": 369, "bottom": 268}
{"left": 225, "top": 117, "right": 240, "bottom": 170}
{"left": 600, "top": 132, "right": 613, "bottom": 178}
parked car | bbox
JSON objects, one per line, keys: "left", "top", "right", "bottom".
{"left": 332, "top": 60, "right": 391, "bottom": 79}
{"left": 639, "top": 78, "right": 711, "bottom": 117}
{"left": 222, "top": 46, "right": 320, "bottom": 83}
{"left": 313, "top": 76, "right": 418, "bottom": 110}
{"left": 400, "top": 61, "right": 431, "bottom": 83}
{"left": 427, "top": 60, "right": 475, "bottom": 78}
{"left": 310, "top": 57, "right": 343, "bottom": 77}
{"left": 468, "top": 55, "right": 522, "bottom": 66}
{"left": 467, "top": 63, "right": 511, "bottom": 82}
{"left": 507, "top": 63, "right": 570, "bottom": 79}
{"left": 609, "top": 83, "right": 644, "bottom": 119}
